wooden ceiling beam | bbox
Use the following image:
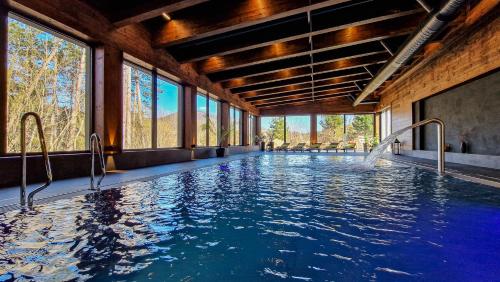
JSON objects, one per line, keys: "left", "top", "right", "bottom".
{"left": 255, "top": 93, "right": 353, "bottom": 108}
{"left": 239, "top": 74, "right": 371, "bottom": 98}
{"left": 208, "top": 41, "right": 389, "bottom": 82}
{"left": 221, "top": 52, "right": 389, "bottom": 89}
{"left": 245, "top": 85, "right": 358, "bottom": 102}
{"left": 259, "top": 99, "right": 375, "bottom": 114}
{"left": 112, "top": 0, "right": 210, "bottom": 27}
{"left": 153, "top": 0, "right": 352, "bottom": 47}
{"left": 250, "top": 88, "right": 358, "bottom": 104}
{"left": 231, "top": 67, "right": 368, "bottom": 94}
{"left": 168, "top": 2, "right": 423, "bottom": 62}
{"left": 196, "top": 14, "right": 422, "bottom": 74}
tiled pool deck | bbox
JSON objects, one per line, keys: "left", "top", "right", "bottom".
{"left": 1, "top": 151, "right": 499, "bottom": 211}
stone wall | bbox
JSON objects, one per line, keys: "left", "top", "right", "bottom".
{"left": 375, "top": 11, "right": 500, "bottom": 164}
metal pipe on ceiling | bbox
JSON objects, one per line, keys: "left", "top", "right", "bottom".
{"left": 353, "top": 0, "right": 465, "bottom": 107}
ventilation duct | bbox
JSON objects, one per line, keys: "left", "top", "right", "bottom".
{"left": 353, "top": 0, "right": 465, "bottom": 106}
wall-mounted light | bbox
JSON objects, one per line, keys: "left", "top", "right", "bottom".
{"left": 162, "top": 13, "right": 172, "bottom": 21}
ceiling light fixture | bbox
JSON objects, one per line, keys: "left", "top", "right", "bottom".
{"left": 162, "top": 13, "right": 172, "bottom": 21}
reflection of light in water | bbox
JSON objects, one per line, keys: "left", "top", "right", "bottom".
{"left": 219, "top": 164, "right": 230, "bottom": 172}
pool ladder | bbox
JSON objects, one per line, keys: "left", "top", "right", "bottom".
{"left": 90, "top": 133, "right": 106, "bottom": 190}
{"left": 20, "top": 112, "right": 53, "bottom": 208}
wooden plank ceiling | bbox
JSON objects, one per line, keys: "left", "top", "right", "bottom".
{"left": 85, "top": 0, "right": 432, "bottom": 110}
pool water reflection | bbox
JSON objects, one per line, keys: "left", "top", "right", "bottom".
{"left": 1, "top": 155, "right": 500, "bottom": 281}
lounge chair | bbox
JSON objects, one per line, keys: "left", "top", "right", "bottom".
{"left": 324, "top": 142, "right": 340, "bottom": 153}
{"left": 307, "top": 143, "right": 322, "bottom": 152}
{"left": 275, "top": 143, "right": 290, "bottom": 152}
{"left": 290, "top": 143, "right": 306, "bottom": 152}
{"left": 342, "top": 142, "right": 357, "bottom": 152}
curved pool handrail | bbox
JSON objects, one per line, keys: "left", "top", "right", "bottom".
{"left": 90, "top": 133, "right": 106, "bottom": 190}
{"left": 20, "top": 112, "right": 53, "bottom": 208}
{"left": 410, "top": 118, "right": 445, "bottom": 174}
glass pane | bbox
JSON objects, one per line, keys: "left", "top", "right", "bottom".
{"left": 317, "top": 115, "right": 345, "bottom": 144}
{"left": 208, "top": 99, "right": 219, "bottom": 146}
{"left": 196, "top": 94, "right": 207, "bottom": 146}
{"left": 286, "top": 116, "right": 310, "bottom": 145}
{"left": 234, "top": 109, "right": 241, "bottom": 145}
{"left": 157, "top": 77, "right": 179, "bottom": 148}
{"left": 7, "top": 17, "right": 89, "bottom": 152}
{"left": 229, "top": 107, "right": 235, "bottom": 146}
{"left": 123, "top": 64, "right": 153, "bottom": 149}
{"left": 260, "top": 116, "right": 285, "bottom": 146}
{"left": 345, "top": 114, "right": 374, "bottom": 149}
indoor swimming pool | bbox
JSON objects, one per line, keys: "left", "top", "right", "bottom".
{"left": 1, "top": 155, "right": 500, "bottom": 281}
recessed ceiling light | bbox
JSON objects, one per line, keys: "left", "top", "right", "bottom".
{"left": 162, "top": 13, "right": 171, "bottom": 21}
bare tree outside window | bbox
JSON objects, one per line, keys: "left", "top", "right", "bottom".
{"left": 123, "top": 64, "right": 153, "bottom": 149}
{"left": 7, "top": 16, "right": 90, "bottom": 152}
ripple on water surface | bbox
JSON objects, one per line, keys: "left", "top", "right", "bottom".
{"left": 1, "top": 155, "right": 500, "bottom": 281}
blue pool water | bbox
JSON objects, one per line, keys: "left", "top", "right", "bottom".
{"left": 1, "top": 155, "right": 500, "bottom": 281}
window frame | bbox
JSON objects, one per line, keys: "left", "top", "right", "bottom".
{"left": 123, "top": 59, "right": 183, "bottom": 151}
{"left": 5, "top": 13, "right": 93, "bottom": 155}
{"left": 196, "top": 90, "right": 221, "bottom": 147}
{"left": 229, "top": 106, "right": 243, "bottom": 146}
{"left": 156, "top": 74, "right": 183, "bottom": 149}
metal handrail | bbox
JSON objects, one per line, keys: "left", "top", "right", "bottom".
{"left": 20, "top": 112, "right": 53, "bottom": 207}
{"left": 90, "top": 133, "right": 106, "bottom": 190}
{"left": 410, "top": 118, "right": 445, "bottom": 174}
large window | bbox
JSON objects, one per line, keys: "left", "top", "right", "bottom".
{"left": 380, "top": 108, "right": 392, "bottom": 141}
{"left": 317, "top": 115, "right": 345, "bottom": 143}
{"left": 260, "top": 116, "right": 285, "bottom": 146}
{"left": 7, "top": 15, "right": 91, "bottom": 152}
{"left": 197, "top": 91, "right": 220, "bottom": 147}
{"left": 123, "top": 63, "right": 153, "bottom": 149}
{"left": 248, "top": 114, "right": 255, "bottom": 145}
{"left": 229, "top": 106, "right": 242, "bottom": 146}
{"left": 345, "top": 114, "right": 374, "bottom": 146}
{"left": 157, "top": 77, "right": 181, "bottom": 148}
{"left": 208, "top": 98, "right": 221, "bottom": 146}
{"left": 123, "top": 61, "right": 182, "bottom": 150}
{"left": 262, "top": 114, "right": 376, "bottom": 148}
{"left": 286, "top": 116, "right": 311, "bottom": 145}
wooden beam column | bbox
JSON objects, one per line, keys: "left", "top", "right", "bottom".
{"left": 0, "top": 1, "right": 7, "bottom": 154}
{"left": 256, "top": 116, "right": 261, "bottom": 137}
{"left": 95, "top": 45, "right": 123, "bottom": 155}
{"left": 221, "top": 101, "right": 230, "bottom": 147}
{"left": 242, "top": 111, "right": 249, "bottom": 145}
{"left": 183, "top": 85, "right": 197, "bottom": 149}
{"left": 310, "top": 114, "right": 317, "bottom": 144}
